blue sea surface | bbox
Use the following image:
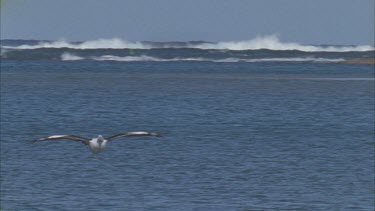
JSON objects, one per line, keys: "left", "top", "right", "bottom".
{"left": 1, "top": 40, "right": 374, "bottom": 210}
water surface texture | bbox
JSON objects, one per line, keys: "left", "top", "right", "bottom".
{"left": 1, "top": 39, "right": 374, "bottom": 210}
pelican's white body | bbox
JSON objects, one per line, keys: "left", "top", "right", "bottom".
{"left": 88, "top": 135, "right": 108, "bottom": 153}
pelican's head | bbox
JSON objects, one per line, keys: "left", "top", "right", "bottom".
{"left": 97, "top": 135, "right": 104, "bottom": 141}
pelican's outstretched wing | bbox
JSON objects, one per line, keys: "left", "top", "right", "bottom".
{"left": 106, "top": 132, "right": 161, "bottom": 141}
{"left": 32, "top": 135, "right": 90, "bottom": 145}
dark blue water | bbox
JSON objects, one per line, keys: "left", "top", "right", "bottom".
{"left": 1, "top": 41, "right": 374, "bottom": 210}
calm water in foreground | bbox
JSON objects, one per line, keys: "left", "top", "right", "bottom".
{"left": 1, "top": 43, "right": 374, "bottom": 210}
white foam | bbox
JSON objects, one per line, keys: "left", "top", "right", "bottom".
{"left": 85, "top": 55, "right": 344, "bottom": 63}
{"left": 4, "top": 35, "right": 374, "bottom": 52}
{"left": 192, "top": 35, "right": 374, "bottom": 52}
{"left": 48, "top": 135, "right": 66, "bottom": 138}
{"left": 240, "top": 57, "right": 345, "bottom": 63}
{"left": 7, "top": 38, "right": 151, "bottom": 50}
{"left": 93, "top": 55, "right": 164, "bottom": 62}
{"left": 92, "top": 55, "right": 208, "bottom": 62}
{"left": 61, "top": 52, "right": 84, "bottom": 61}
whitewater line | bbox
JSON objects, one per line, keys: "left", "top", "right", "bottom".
{"left": 3, "top": 35, "right": 374, "bottom": 52}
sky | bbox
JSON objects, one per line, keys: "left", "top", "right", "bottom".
{"left": 1, "top": 0, "right": 374, "bottom": 45}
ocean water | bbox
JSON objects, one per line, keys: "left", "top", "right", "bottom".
{"left": 1, "top": 38, "right": 374, "bottom": 210}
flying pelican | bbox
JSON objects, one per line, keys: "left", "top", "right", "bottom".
{"left": 32, "top": 132, "right": 161, "bottom": 153}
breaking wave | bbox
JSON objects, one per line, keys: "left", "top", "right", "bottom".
{"left": 3, "top": 35, "right": 374, "bottom": 52}
{"left": 193, "top": 35, "right": 374, "bottom": 52}
{"left": 92, "top": 55, "right": 208, "bottom": 62}
{"left": 7, "top": 38, "right": 151, "bottom": 50}
{"left": 61, "top": 53, "right": 344, "bottom": 63}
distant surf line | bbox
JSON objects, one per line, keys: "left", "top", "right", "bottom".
{"left": 60, "top": 52, "right": 345, "bottom": 63}
{"left": 3, "top": 35, "right": 374, "bottom": 52}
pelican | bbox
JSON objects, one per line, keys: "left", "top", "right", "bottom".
{"left": 32, "top": 132, "right": 161, "bottom": 153}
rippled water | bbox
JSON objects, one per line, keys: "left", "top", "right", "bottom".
{"left": 1, "top": 59, "right": 374, "bottom": 210}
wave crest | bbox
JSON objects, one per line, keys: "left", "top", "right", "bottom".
{"left": 193, "top": 35, "right": 374, "bottom": 52}
{"left": 3, "top": 35, "right": 374, "bottom": 52}
{"left": 61, "top": 53, "right": 344, "bottom": 63}
{"left": 10, "top": 38, "right": 151, "bottom": 50}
